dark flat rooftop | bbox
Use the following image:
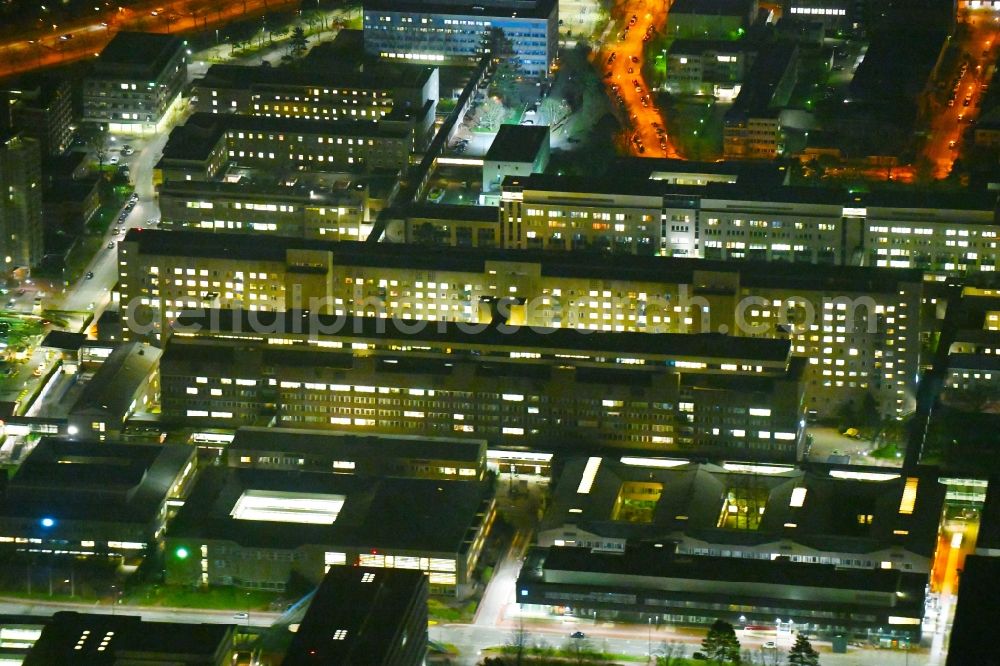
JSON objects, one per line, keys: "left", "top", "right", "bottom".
{"left": 670, "top": 0, "right": 753, "bottom": 16}
{"left": 197, "top": 61, "right": 434, "bottom": 92}
{"left": 23, "top": 611, "right": 231, "bottom": 666}
{"left": 126, "top": 228, "right": 923, "bottom": 289}
{"left": 363, "top": 0, "right": 557, "bottom": 19}
{"left": 535, "top": 544, "right": 924, "bottom": 595}
{"left": 0, "top": 438, "right": 193, "bottom": 524}
{"left": 406, "top": 203, "right": 499, "bottom": 222}
{"left": 284, "top": 567, "right": 425, "bottom": 665}
{"left": 93, "top": 32, "right": 183, "bottom": 75}
{"left": 168, "top": 466, "right": 492, "bottom": 553}
{"left": 171, "top": 308, "right": 793, "bottom": 363}
{"left": 946, "top": 555, "right": 1000, "bottom": 666}
{"left": 503, "top": 173, "right": 847, "bottom": 205}
{"left": 230, "top": 426, "right": 485, "bottom": 463}
{"left": 485, "top": 124, "right": 550, "bottom": 163}
{"left": 161, "top": 112, "right": 410, "bottom": 162}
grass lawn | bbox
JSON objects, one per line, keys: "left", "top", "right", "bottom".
{"left": 428, "top": 597, "right": 478, "bottom": 623}
{"left": 64, "top": 235, "right": 104, "bottom": 283}
{"left": 122, "top": 583, "right": 283, "bottom": 611}
{"left": 869, "top": 442, "right": 900, "bottom": 459}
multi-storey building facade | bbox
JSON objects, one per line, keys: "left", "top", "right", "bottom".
{"left": 155, "top": 113, "right": 413, "bottom": 184}
{"left": 118, "top": 231, "right": 919, "bottom": 416}
{"left": 362, "top": 0, "right": 558, "bottom": 78}
{"left": 82, "top": 32, "right": 187, "bottom": 133}
{"left": 664, "top": 39, "right": 749, "bottom": 100}
{"left": 158, "top": 309, "right": 806, "bottom": 460}
{"left": 192, "top": 63, "right": 439, "bottom": 148}
{"left": 7, "top": 76, "right": 74, "bottom": 157}
{"left": 157, "top": 178, "right": 370, "bottom": 241}
{"left": 863, "top": 192, "right": 1000, "bottom": 274}
{"left": 0, "top": 132, "right": 42, "bottom": 270}
{"left": 498, "top": 174, "right": 1000, "bottom": 276}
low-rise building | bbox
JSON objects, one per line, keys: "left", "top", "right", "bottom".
{"left": 283, "top": 567, "right": 428, "bottom": 666}
{"left": 158, "top": 309, "right": 806, "bottom": 460}
{"left": 666, "top": 0, "right": 758, "bottom": 39}
{"left": 164, "top": 462, "right": 495, "bottom": 596}
{"left": 66, "top": 342, "right": 161, "bottom": 441}
{"left": 391, "top": 203, "right": 500, "bottom": 247}
{"left": 83, "top": 32, "right": 187, "bottom": 134}
{"left": 482, "top": 124, "right": 550, "bottom": 197}
{"left": 0, "top": 438, "right": 195, "bottom": 561}
{"left": 538, "top": 457, "right": 943, "bottom": 574}
{"left": 664, "top": 39, "right": 749, "bottom": 100}
{"left": 228, "top": 426, "right": 488, "bottom": 481}
{"left": 723, "top": 43, "right": 799, "bottom": 160}
{"left": 517, "top": 544, "right": 926, "bottom": 643}
{"left": 21, "top": 611, "right": 234, "bottom": 666}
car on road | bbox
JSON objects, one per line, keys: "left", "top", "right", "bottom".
{"left": 33, "top": 367, "right": 43, "bottom": 377}
{"left": 108, "top": 241, "right": 116, "bottom": 249}
{"left": 122, "top": 145, "right": 134, "bottom": 156}
{"left": 570, "top": 631, "right": 586, "bottom": 639}
{"left": 85, "top": 271, "right": 94, "bottom": 280}
{"left": 59, "top": 33, "right": 74, "bottom": 41}
{"left": 631, "top": 55, "right": 639, "bottom": 63}
{"left": 233, "top": 613, "right": 249, "bottom": 620}
{"left": 629, "top": 14, "right": 637, "bottom": 25}
{"left": 109, "top": 156, "right": 119, "bottom": 165}
{"left": 607, "top": 52, "right": 617, "bottom": 64}
{"left": 763, "top": 641, "right": 777, "bottom": 649}
{"left": 16, "top": 289, "right": 24, "bottom": 296}
{"left": 130, "top": 192, "right": 138, "bottom": 202}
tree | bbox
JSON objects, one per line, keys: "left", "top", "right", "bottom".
{"left": 786, "top": 634, "right": 820, "bottom": 666}
{"left": 485, "top": 27, "right": 520, "bottom": 104}
{"left": 503, "top": 617, "right": 529, "bottom": 666}
{"left": 479, "top": 98, "right": 508, "bottom": 132}
{"left": 701, "top": 619, "right": 741, "bottom": 665}
{"left": 289, "top": 26, "right": 309, "bottom": 57}
{"left": 655, "top": 640, "right": 686, "bottom": 665}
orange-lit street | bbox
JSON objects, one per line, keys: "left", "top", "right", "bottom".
{"left": 599, "top": 0, "right": 680, "bottom": 158}
{"left": 0, "top": 0, "right": 300, "bottom": 80}
{"left": 924, "top": 12, "right": 1000, "bottom": 178}
{"left": 930, "top": 502, "right": 982, "bottom": 596}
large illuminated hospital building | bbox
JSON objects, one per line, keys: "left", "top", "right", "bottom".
{"left": 362, "top": 0, "right": 558, "bottom": 78}
{"left": 497, "top": 175, "right": 1000, "bottom": 276}
{"left": 118, "top": 230, "right": 920, "bottom": 418}
{"left": 164, "top": 434, "right": 496, "bottom": 596}
{"left": 155, "top": 308, "right": 806, "bottom": 461}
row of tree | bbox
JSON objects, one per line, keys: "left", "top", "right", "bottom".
{"left": 700, "top": 619, "right": 820, "bottom": 665}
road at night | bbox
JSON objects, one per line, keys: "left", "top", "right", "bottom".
{"left": 923, "top": 13, "right": 1000, "bottom": 178}
{"left": 598, "top": 0, "right": 679, "bottom": 158}
{"left": 0, "top": 0, "right": 300, "bottom": 80}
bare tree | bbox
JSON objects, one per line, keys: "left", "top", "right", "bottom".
{"left": 503, "top": 617, "right": 529, "bottom": 666}
{"left": 655, "top": 640, "right": 686, "bottom": 665}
